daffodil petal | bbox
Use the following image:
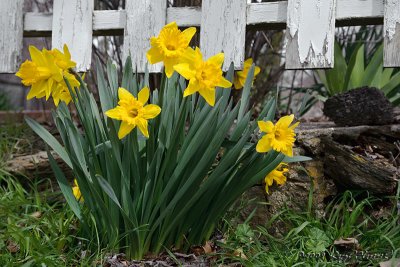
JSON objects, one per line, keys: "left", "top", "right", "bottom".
{"left": 136, "top": 118, "right": 149, "bottom": 138}
{"left": 276, "top": 114, "right": 294, "bottom": 128}
{"left": 142, "top": 104, "right": 161, "bottom": 119}
{"left": 180, "top": 47, "right": 197, "bottom": 65}
{"left": 147, "top": 46, "right": 164, "bottom": 64}
{"left": 233, "top": 76, "right": 243, "bottom": 90}
{"left": 27, "top": 82, "right": 44, "bottom": 100}
{"left": 208, "top": 53, "right": 225, "bottom": 67}
{"left": 138, "top": 87, "right": 150, "bottom": 104}
{"left": 164, "top": 58, "right": 177, "bottom": 78}
{"left": 63, "top": 44, "right": 71, "bottom": 59}
{"left": 182, "top": 27, "right": 196, "bottom": 45}
{"left": 290, "top": 121, "right": 300, "bottom": 130}
{"left": 105, "top": 107, "right": 124, "bottom": 120}
{"left": 118, "top": 121, "right": 135, "bottom": 139}
{"left": 217, "top": 77, "right": 232, "bottom": 88}
{"left": 29, "top": 46, "right": 46, "bottom": 66}
{"left": 258, "top": 121, "right": 274, "bottom": 133}
{"left": 254, "top": 66, "right": 261, "bottom": 76}
{"left": 256, "top": 135, "right": 272, "bottom": 153}
{"left": 183, "top": 80, "right": 199, "bottom": 97}
{"left": 164, "top": 21, "right": 177, "bottom": 29}
{"left": 118, "top": 87, "right": 135, "bottom": 103}
{"left": 199, "top": 88, "right": 216, "bottom": 106}
{"left": 244, "top": 58, "right": 253, "bottom": 68}
{"left": 174, "top": 63, "right": 195, "bottom": 80}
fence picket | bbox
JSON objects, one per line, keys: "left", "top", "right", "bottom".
{"left": 52, "top": 0, "right": 94, "bottom": 71}
{"left": 285, "top": 0, "right": 336, "bottom": 69}
{"left": 384, "top": 0, "right": 400, "bottom": 67}
{"left": 0, "top": 0, "right": 24, "bottom": 73}
{"left": 1, "top": 0, "right": 400, "bottom": 74}
{"left": 123, "top": 0, "right": 167, "bottom": 73}
{"left": 200, "top": 0, "right": 247, "bottom": 70}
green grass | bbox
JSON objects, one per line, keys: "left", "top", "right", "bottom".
{"left": 0, "top": 170, "right": 101, "bottom": 267}
{"left": 0, "top": 123, "right": 35, "bottom": 164}
{"left": 218, "top": 189, "right": 400, "bottom": 266}
{"left": 1, "top": 163, "right": 399, "bottom": 266}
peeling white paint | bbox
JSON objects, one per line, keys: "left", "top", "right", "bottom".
{"left": 52, "top": 0, "right": 94, "bottom": 71}
{"left": 123, "top": 0, "right": 166, "bottom": 73}
{"left": 384, "top": 0, "right": 400, "bottom": 67}
{"left": 0, "top": 0, "right": 23, "bottom": 73}
{"left": 384, "top": 0, "right": 400, "bottom": 41}
{"left": 200, "top": 0, "right": 247, "bottom": 70}
{"left": 286, "top": 0, "right": 336, "bottom": 68}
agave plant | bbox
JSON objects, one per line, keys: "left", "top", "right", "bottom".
{"left": 316, "top": 41, "right": 400, "bottom": 106}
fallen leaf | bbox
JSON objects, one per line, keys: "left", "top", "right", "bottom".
{"left": 379, "top": 258, "right": 400, "bottom": 267}
{"left": 30, "top": 211, "right": 42, "bottom": 219}
{"left": 334, "top": 237, "right": 359, "bottom": 246}
{"left": 203, "top": 241, "right": 214, "bottom": 254}
{"left": 6, "top": 240, "right": 20, "bottom": 253}
{"left": 233, "top": 248, "right": 247, "bottom": 260}
{"left": 333, "top": 237, "right": 360, "bottom": 250}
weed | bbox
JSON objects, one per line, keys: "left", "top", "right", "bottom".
{"left": 219, "top": 188, "right": 400, "bottom": 266}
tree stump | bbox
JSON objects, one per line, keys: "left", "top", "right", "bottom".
{"left": 323, "top": 87, "right": 394, "bottom": 126}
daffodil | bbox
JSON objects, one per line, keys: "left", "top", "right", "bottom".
{"left": 234, "top": 58, "right": 261, "bottom": 90}
{"left": 72, "top": 179, "right": 83, "bottom": 201}
{"left": 256, "top": 114, "right": 299, "bottom": 157}
{"left": 16, "top": 46, "right": 63, "bottom": 101}
{"left": 49, "top": 44, "right": 77, "bottom": 70}
{"left": 15, "top": 45, "right": 80, "bottom": 106}
{"left": 264, "top": 163, "right": 288, "bottom": 193}
{"left": 147, "top": 21, "right": 196, "bottom": 78}
{"left": 173, "top": 47, "right": 232, "bottom": 106}
{"left": 105, "top": 87, "right": 161, "bottom": 139}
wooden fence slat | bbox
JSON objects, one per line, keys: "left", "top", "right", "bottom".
{"left": 52, "top": 0, "right": 94, "bottom": 71}
{"left": 123, "top": 0, "right": 167, "bottom": 73}
{"left": 0, "top": 0, "right": 24, "bottom": 73}
{"left": 167, "top": 7, "right": 201, "bottom": 27}
{"left": 285, "top": 0, "right": 336, "bottom": 69}
{"left": 200, "top": 0, "right": 247, "bottom": 70}
{"left": 384, "top": 0, "right": 400, "bottom": 67}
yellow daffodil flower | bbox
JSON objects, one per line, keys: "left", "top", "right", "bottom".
{"left": 49, "top": 44, "right": 77, "bottom": 70}
{"left": 72, "top": 179, "right": 83, "bottom": 201}
{"left": 173, "top": 47, "right": 232, "bottom": 106}
{"left": 16, "top": 45, "right": 80, "bottom": 107}
{"left": 147, "top": 21, "right": 196, "bottom": 78}
{"left": 234, "top": 58, "right": 261, "bottom": 90}
{"left": 265, "top": 163, "right": 288, "bottom": 193}
{"left": 16, "top": 46, "right": 63, "bottom": 100}
{"left": 105, "top": 87, "right": 161, "bottom": 139}
{"left": 256, "top": 114, "right": 299, "bottom": 157}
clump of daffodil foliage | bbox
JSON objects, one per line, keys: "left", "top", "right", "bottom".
{"left": 19, "top": 21, "right": 304, "bottom": 259}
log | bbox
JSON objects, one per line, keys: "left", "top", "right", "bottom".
{"left": 297, "top": 123, "right": 399, "bottom": 194}
{"left": 5, "top": 151, "right": 72, "bottom": 182}
{"left": 322, "top": 137, "right": 398, "bottom": 194}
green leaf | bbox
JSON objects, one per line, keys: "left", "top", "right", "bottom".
{"left": 344, "top": 43, "right": 364, "bottom": 90}
{"left": 238, "top": 64, "right": 255, "bottom": 121}
{"left": 382, "top": 71, "right": 400, "bottom": 96}
{"left": 25, "top": 116, "right": 72, "bottom": 168}
{"left": 96, "top": 174, "right": 122, "bottom": 209}
{"left": 47, "top": 149, "right": 83, "bottom": 221}
{"left": 283, "top": 155, "right": 312, "bottom": 163}
{"left": 325, "top": 41, "right": 347, "bottom": 95}
{"left": 362, "top": 43, "right": 383, "bottom": 87}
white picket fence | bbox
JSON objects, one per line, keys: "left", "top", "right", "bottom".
{"left": 0, "top": 0, "right": 399, "bottom": 74}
